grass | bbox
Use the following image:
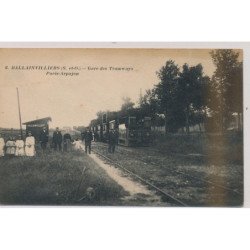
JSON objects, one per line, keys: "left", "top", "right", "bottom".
{"left": 0, "top": 149, "right": 127, "bottom": 205}
{"left": 153, "top": 131, "right": 243, "bottom": 165}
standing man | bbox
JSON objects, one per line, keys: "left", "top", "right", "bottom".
{"left": 39, "top": 126, "right": 49, "bottom": 152}
{"left": 52, "top": 127, "right": 62, "bottom": 151}
{"left": 83, "top": 127, "right": 93, "bottom": 154}
{"left": 108, "top": 129, "right": 118, "bottom": 153}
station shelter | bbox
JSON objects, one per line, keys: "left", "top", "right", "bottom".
{"left": 23, "top": 117, "right": 52, "bottom": 140}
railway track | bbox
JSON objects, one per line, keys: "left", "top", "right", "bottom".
{"left": 116, "top": 146, "right": 242, "bottom": 194}
{"left": 92, "top": 148, "right": 188, "bottom": 207}
{"left": 95, "top": 141, "right": 206, "bottom": 158}
{"left": 140, "top": 158, "right": 241, "bottom": 195}
{"left": 93, "top": 142, "right": 243, "bottom": 197}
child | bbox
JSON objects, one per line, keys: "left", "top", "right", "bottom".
{"left": 6, "top": 137, "right": 16, "bottom": 156}
{"left": 15, "top": 135, "right": 25, "bottom": 156}
{"left": 72, "top": 138, "right": 84, "bottom": 151}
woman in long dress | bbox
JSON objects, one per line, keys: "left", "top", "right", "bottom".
{"left": 5, "top": 137, "right": 16, "bottom": 156}
{"left": 15, "top": 135, "right": 25, "bottom": 156}
{"left": 25, "top": 132, "right": 35, "bottom": 156}
{"left": 0, "top": 133, "right": 5, "bottom": 157}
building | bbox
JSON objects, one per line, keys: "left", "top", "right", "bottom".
{"left": 23, "top": 117, "right": 52, "bottom": 140}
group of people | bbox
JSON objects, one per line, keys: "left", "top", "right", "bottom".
{"left": 80, "top": 127, "right": 119, "bottom": 154}
{"left": 50, "top": 126, "right": 119, "bottom": 154}
{"left": 39, "top": 127, "right": 77, "bottom": 153}
{"left": 0, "top": 126, "right": 119, "bottom": 158}
{"left": 41, "top": 127, "right": 94, "bottom": 154}
{"left": 0, "top": 131, "right": 36, "bottom": 157}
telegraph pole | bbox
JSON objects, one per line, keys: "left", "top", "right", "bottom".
{"left": 139, "top": 88, "right": 142, "bottom": 103}
{"left": 16, "top": 87, "right": 23, "bottom": 139}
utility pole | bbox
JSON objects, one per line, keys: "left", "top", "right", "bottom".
{"left": 16, "top": 87, "right": 23, "bottom": 139}
{"left": 139, "top": 88, "right": 143, "bottom": 104}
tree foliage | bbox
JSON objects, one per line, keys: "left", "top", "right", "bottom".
{"left": 120, "top": 97, "right": 135, "bottom": 117}
{"left": 154, "top": 60, "right": 180, "bottom": 132}
{"left": 177, "top": 63, "right": 207, "bottom": 132}
{"left": 209, "top": 49, "right": 242, "bottom": 131}
{"left": 138, "top": 89, "right": 159, "bottom": 120}
{"left": 90, "top": 50, "right": 242, "bottom": 134}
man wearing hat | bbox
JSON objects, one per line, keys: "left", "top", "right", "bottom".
{"left": 82, "top": 127, "right": 93, "bottom": 154}
{"left": 108, "top": 129, "right": 118, "bottom": 154}
{"left": 39, "top": 126, "right": 49, "bottom": 152}
{"left": 52, "top": 127, "right": 62, "bottom": 151}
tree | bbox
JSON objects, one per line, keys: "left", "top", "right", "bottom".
{"left": 120, "top": 96, "right": 135, "bottom": 117}
{"left": 209, "top": 49, "right": 242, "bottom": 132}
{"left": 227, "top": 62, "right": 243, "bottom": 130}
{"left": 96, "top": 111, "right": 105, "bottom": 123}
{"left": 94, "top": 110, "right": 119, "bottom": 125}
{"left": 155, "top": 60, "right": 180, "bottom": 133}
{"left": 177, "top": 63, "right": 205, "bottom": 133}
{"left": 138, "top": 89, "right": 160, "bottom": 123}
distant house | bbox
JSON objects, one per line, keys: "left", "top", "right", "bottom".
{"left": 23, "top": 117, "right": 52, "bottom": 140}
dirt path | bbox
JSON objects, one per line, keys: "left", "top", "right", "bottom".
{"left": 89, "top": 153, "right": 167, "bottom": 206}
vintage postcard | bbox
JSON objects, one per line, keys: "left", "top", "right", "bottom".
{"left": 0, "top": 46, "right": 244, "bottom": 206}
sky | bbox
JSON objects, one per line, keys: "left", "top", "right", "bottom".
{"left": 0, "top": 48, "right": 243, "bottom": 128}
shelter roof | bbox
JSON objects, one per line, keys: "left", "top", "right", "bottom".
{"left": 23, "top": 117, "right": 52, "bottom": 125}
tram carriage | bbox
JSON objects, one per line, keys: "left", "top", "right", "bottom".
{"left": 95, "top": 115, "right": 152, "bottom": 146}
{"left": 91, "top": 125, "right": 99, "bottom": 141}
{"left": 117, "top": 116, "right": 152, "bottom": 146}
{"left": 100, "top": 113, "right": 109, "bottom": 142}
{"left": 96, "top": 124, "right": 103, "bottom": 142}
{"left": 138, "top": 116, "right": 152, "bottom": 146}
{"left": 102, "top": 122, "right": 109, "bottom": 142}
{"left": 95, "top": 123, "right": 109, "bottom": 142}
{"left": 118, "top": 116, "right": 136, "bottom": 146}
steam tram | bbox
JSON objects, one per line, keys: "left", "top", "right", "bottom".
{"left": 95, "top": 116, "right": 152, "bottom": 146}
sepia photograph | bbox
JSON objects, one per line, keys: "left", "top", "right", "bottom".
{"left": 0, "top": 47, "right": 243, "bottom": 206}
